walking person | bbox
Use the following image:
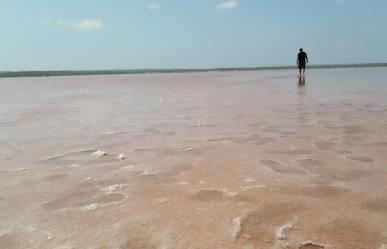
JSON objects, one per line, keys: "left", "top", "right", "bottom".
{"left": 297, "top": 48, "right": 309, "bottom": 75}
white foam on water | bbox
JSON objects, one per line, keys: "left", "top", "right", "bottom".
{"left": 92, "top": 150, "right": 107, "bottom": 158}
{"left": 81, "top": 203, "right": 98, "bottom": 211}
{"left": 244, "top": 178, "right": 255, "bottom": 183}
{"left": 231, "top": 216, "right": 242, "bottom": 239}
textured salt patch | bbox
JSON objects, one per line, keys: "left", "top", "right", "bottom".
{"left": 81, "top": 203, "right": 98, "bottom": 211}
{"left": 243, "top": 244, "right": 255, "bottom": 249}
{"left": 43, "top": 230, "right": 53, "bottom": 240}
{"left": 242, "top": 185, "right": 266, "bottom": 191}
{"left": 8, "top": 168, "right": 29, "bottom": 172}
{"left": 97, "top": 184, "right": 128, "bottom": 194}
{"left": 223, "top": 191, "right": 239, "bottom": 198}
{"left": 274, "top": 220, "right": 297, "bottom": 249}
{"left": 140, "top": 170, "right": 158, "bottom": 176}
{"left": 53, "top": 243, "right": 74, "bottom": 249}
{"left": 300, "top": 241, "right": 331, "bottom": 249}
{"left": 156, "top": 198, "right": 168, "bottom": 204}
{"left": 85, "top": 177, "right": 92, "bottom": 181}
{"left": 244, "top": 178, "right": 255, "bottom": 183}
{"left": 231, "top": 217, "right": 242, "bottom": 239}
{"left": 183, "top": 147, "right": 194, "bottom": 152}
{"left": 92, "top": 150, "right": 107, "bottom": 158}
{"left": 179, "top": 181, "right": 189, "bottom": 185}
{"left": 379, "top": 244, "right": 387, "bottom": 249}
{"left": 120, "top": 164, "right": 137, "bottom": 170}
{"left": 275, "top": 221, "right": 295, "bottom": 240}
{"left": 198, "top": 181, "right": 205, "bottom": 185}
{"left": 68, "top": 164, "right": 79, "bottom": 168}
{"left": 117, "top": 154, "right": 126, "bottom": 160}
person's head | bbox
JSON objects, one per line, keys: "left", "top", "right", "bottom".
{"left": 299, "top": 48, "right": 303, "bottom": 52}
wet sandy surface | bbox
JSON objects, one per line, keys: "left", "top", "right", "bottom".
{"left": 1, "top": 68, "right": 387, "bottom": 249}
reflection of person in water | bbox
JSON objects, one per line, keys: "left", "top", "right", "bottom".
{"left": 298, "top": 74, "right": 306, "bottom": 96}
{"left": 297, "top": 48, "right": 308, "bottom": 75}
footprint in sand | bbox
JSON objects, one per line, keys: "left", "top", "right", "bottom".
{"left": 260, "top": 160, "right": 306, "bottom": 176}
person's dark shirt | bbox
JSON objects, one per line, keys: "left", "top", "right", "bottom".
{"left": 298, "top": 52, "right": 308, "bottom": 63}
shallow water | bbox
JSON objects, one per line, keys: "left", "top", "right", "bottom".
{"left": 1, "top": 69, "right": 387, "bottom": 249}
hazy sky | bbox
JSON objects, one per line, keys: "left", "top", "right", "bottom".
{"left": 1, "top": 0, "right": 387, "bottom": 71}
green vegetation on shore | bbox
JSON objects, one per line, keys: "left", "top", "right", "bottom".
{"left": 1, "top": 63, "right": 387, "bottom": 78}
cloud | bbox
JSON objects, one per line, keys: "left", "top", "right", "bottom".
{"left": 216, "top": 1, "right": 239, "bottom": 10}
{"left": 43, "top": 19, "right": 104, "bottom": 31}
{"left": 74, "top": 19, "right": 103, "bottom": 30}
{"left": 147, "top": 3, "right": 160, "bottom": 11}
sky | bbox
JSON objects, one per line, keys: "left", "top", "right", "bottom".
{"left": 1, "top": 0, "right": 387, "bottom": 71}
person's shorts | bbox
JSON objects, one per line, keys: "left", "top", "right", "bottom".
{"left": 298, "top": 62, "right": 306, "bottom": 69}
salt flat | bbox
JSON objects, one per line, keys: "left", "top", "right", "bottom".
{"left": 1, "top": 69, "right": 387, "bottom": 249}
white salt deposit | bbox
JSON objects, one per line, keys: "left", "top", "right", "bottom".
{"left": 97, "top": 184, "right": 128, "bottom": 194}
{"left": 157, "top": 198, "right": 169, "bottom": 204}
{"left": 244, "top": 178, "right": 255, "bottom": 183}
{"left": 179, "top": 181, "right": 189, "bottom": 185}
{"left": 242, "top": 185, "right": 266, "bottom": 191}
{"left": 9, "top": 168, "right": 29, "bottom": 172}
{"left": 120, "top": 164, "right": 137, "bottom": 170}
{"left": 301, "top": 241, "right": 332, "bottom": 249}
{"left": 81, "top": 203, "right": 98, "bottom": 211}
{"left": 140, "top": 170, "right": 158, "bottom": 176}
{"left": 243, "top": 244, "right": 255, "bottom": 249}
{"left": 223, "top": 191, "right": 239, "bottom": 198}
{"left": 275, "top": 221, "right": 295, "bottom": 240}
{"left": 117, "top": 154, "right": 126, "bottom": 160}
{"left": 92, "top": 150, "right": 107, "bottom": 158}
{"left": 231, "top": 217, "right": 242, "bottom": 239}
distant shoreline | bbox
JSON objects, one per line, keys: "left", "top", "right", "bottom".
{"left": 1, "top": 63, "right": 387, "bottom": 78}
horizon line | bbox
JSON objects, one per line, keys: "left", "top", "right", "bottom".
{"left": 1, "top": 63, "right": 387, "bottom": 78}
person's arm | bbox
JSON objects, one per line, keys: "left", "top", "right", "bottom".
{"left": 306, "top": 54, "right": 309, "bottom": 63}
{"left": 297, "top": 55, "right": 299, "bottom": 65}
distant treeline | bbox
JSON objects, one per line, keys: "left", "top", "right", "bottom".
{"left": 1, "top": 63, "right": 387, "bottom": 78}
